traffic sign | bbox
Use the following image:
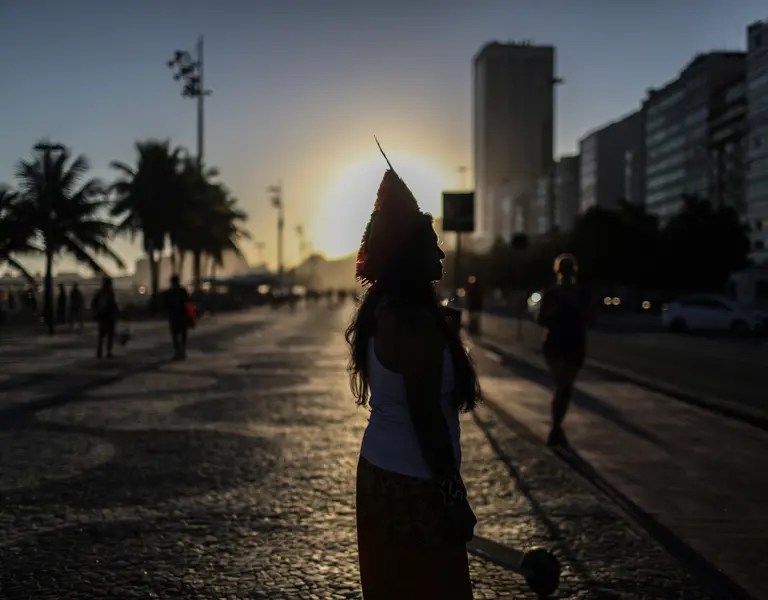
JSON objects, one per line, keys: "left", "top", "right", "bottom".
{"left": 442, "top": 191, "right": 475, "bottom": 232}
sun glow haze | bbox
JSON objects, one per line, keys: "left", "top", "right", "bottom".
{"left": 313, "top": 153, "right": 455, "bottom": 259}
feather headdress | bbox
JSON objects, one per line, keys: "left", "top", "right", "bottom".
{"left": 355, "top": 138, "right": 425, "bottom": 285}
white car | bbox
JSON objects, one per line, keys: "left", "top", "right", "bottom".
{"left": 661, "top": 294, "right": 763, "bottom": 335}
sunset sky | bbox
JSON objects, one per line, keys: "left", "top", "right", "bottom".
{"left": 1, "top": 0, "right": 766, "bottom": 275}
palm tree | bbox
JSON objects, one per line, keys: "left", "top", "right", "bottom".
{"left": 0, "top": 186, "right": 39, "bottom": 284}
{"left": 110, "top": 140, "right": 184, "bottom": 298}
{"left": 15, "top": 141, "right": 125, "bottom": 334}
{"left": 169, "top": 156, "right": 221, "bottom": 286}
{"left": 200, "top": 185, "right": 250, "bottom": 283}
{"left": 170, "top": 158, "right": 250, "bottom": 291}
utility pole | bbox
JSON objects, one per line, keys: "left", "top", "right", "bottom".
{"left": 268, "top": 182, "right": 285, "bottom": 291}
{"left": 167, "top": 36, "right": 211, "bottom": 165}
{"left": 454, "top": 165, "right": 469, "bottom": 298}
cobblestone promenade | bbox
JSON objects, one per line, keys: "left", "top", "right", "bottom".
{"left": 0, "top": 306, "right": 723, "bottom": 598}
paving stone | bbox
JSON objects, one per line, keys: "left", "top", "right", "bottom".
{"left": 0, "top": 305, "right": 725, "bottom": 598}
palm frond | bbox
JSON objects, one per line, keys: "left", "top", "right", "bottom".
{"left": 1, "top": 254, "right": 37, "bottom": 285}
{"left": 61, "top": 238, "right": 107, "bottom": 274}
{"left": 109, "top": 161, "right": 137, "bottom": 178}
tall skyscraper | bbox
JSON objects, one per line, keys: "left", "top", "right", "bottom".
{"left": 746, "top": 20, "right": 768, "bottom": 264}
{"left": 473, "top": 41, "right": 556, "bottom": 248}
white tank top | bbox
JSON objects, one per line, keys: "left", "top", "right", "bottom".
{"left": 359, "top": 336, "right": 462, "bottom": 479}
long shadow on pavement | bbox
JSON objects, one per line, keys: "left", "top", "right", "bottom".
{"left": 478, "top": 339, "right": 669, "bottom": 451}
{"left": 470, "top": 409, "right": 624, "bottom": 600}
{"left": 0, "top": 319, "right": 270, "bottom": 423}
{"left": 480, "top": 404, "right": 757, "bottom": 600}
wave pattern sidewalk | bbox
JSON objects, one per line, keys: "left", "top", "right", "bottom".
{"left": 0, "top": 306, "right": 724, "bottom": 598}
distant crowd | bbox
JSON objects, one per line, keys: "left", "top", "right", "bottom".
{"left": 0, "top": 284, "right": 87, "bottom": 328}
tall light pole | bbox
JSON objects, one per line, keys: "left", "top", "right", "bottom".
{"left": 167, "top": 36, "right": 211, "bottom": 164}
{"left": 453, "top": 165, "right": 470, "bottom": 297}
{"left": 253, "top": 241, "right": 266, "bottom": 264}
{"left": 457, "top": 165, "right": 469, "bottom": 190}
{"left": 295, "top": 224, "right": 308, "bottom": 262}
{"left": 268, "top": 182, "right": 284, "bottom": 289}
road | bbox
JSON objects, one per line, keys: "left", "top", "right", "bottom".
{"left": 0, "top": 305, "right": 721, "bottom": 598}
{"left": 469, "top": 323, "right": 768, "bottom": 600}
{"left": 480, "top": 313, "right": 768, "bottom": 416}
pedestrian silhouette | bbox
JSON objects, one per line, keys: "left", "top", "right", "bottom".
{"left": 69, "top": 283, "right": 84, "bottom": 331}
{"left": 466, "top": 275, "right": 483, "bottom": 335}
{"left": 164, "top": 274, "right": 191, "bottom": 360}
{"left": 537, "top": 254, "right": 591, "bottom": 447}
{"left": 56, "top": 283, "right": 67, "bottom": 324}
{"left": 347, "top": 162, "right": 479, "bottom": 599}
{"left": 92, "top": 276, "right": 119, "bottom": 359}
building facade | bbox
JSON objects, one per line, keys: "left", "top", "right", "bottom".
{"left": 531, "top": 155, "right": 581, "bottom": 234}
{"left": 643, "top": 52, "right": 746, "bottom": 222}
{"left": 534, "top": 173, "right": 555, "bottom": 235}
{"left": 708, "top": 76, "right": 748, "bottom": 213}
{"left": 473, "top": 41, "right": 556, "bottom": 246}
{"left": 624, "top": 144, "right": 646, "bottom": 206}
{"left": 554, "top": 155, "right": 581, "bottom": 231}
{"left": 746, "top": 20, "right": 768, "bottom": 264}
{"left": 579, "top": 110, "right": 643, "bottom": 212}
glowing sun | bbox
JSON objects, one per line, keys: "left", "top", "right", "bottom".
{"left": 314, "top": 152, "right": 454, "bottom": 259}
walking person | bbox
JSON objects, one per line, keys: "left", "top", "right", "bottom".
{"left": 466, "top": 275, "right": 484, "bottom": 335}
{"left": 56, "top": 283, "right": 67, "bottom": 325}
{"left": 69, "top": 283, "right": 84, "bottom": 331}
{"left": 346, "top": 158, "right": 481, "bottom": 599}
{"left": 91, "top": 276, "right": 119, "bottom": 359}
{"left": 164, "top": 275, "right": 190, "bottom": 360}
{"left": 536, "top": 253, "right": 591, "bottom": 447}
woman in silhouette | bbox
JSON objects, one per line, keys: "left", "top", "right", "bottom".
{"left": 346, "top": 158, "right": 481, "bottom": 599}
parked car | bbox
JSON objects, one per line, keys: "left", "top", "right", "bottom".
{"left": 661, "top": 294, "right": 764, "bottom": 335}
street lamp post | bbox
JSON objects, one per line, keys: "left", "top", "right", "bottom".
{"left": 295, "top": 225, "right": 308, "bottom": 262}
{"left": 454, "top": 165, "right": 470, "bottom": 297}
{"left": 167, "top": 36, "right": 211, "bottom": 164}
{"left": 253, "top": 242, "right": 266, "bottom": 264}
{"left": 268, "top": 183, "right": 284, "bottom": 290}
{"left": 457, "top": 165, "right": 469, "bottom": 190}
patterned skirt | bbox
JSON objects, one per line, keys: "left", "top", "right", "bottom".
{"left": 356, "top": 455, "right": 473, "bottom": 599}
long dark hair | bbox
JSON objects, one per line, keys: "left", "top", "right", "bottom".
{"left": 344, "top": 280, "right": 482, "bottom": 413}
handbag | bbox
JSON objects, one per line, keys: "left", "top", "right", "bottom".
{"left": 185, "top": 301, "right": 197, "bottom": 329}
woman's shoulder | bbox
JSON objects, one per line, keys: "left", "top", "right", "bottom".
{"left": 377, "top": 301, "right": 442, "bottom": 360}
{"left": 377, "top": 298, "right": 436, "bottom": 331}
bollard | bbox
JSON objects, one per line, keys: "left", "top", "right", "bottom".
{"left": 468, "top": 537, "right": 561, "bottom": 597}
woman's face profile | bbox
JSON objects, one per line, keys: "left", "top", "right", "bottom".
{"left": 420, "top": 226, "right": 445, "bottom": 282}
